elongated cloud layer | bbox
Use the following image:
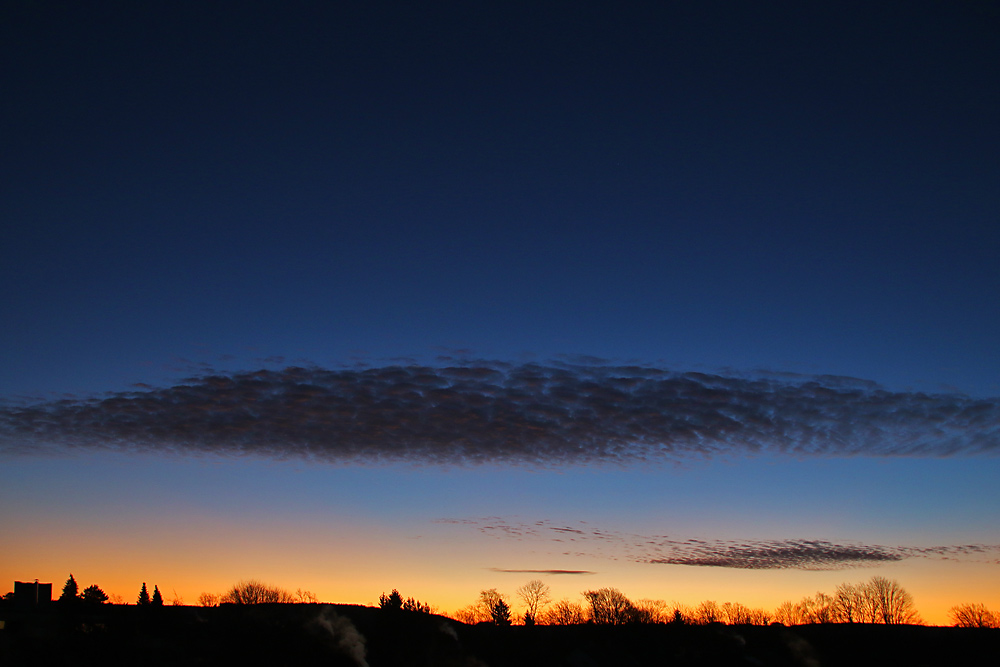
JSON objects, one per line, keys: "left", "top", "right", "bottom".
{"left": 454, "top": 518, "right": 1000, "bottom": 570}
{"left": 488, "top": 568, "right": 595, "bottom": 575}
{"left": 1, "top": 362, "right": 998, "bottom": 464}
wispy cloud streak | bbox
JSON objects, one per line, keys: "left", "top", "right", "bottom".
{"left": 454, "top": 518, "right": 1000, "bottom": 570}
{"left": 1, "top": 362, "right": 997, "bottom": 464}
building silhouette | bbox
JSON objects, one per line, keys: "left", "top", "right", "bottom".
{"left": 14, "top": 580, "right": 52, "bottom": 607}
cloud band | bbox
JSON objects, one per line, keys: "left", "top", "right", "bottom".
{"left": 2, "top": 362, "right": 998, "bottom": 464}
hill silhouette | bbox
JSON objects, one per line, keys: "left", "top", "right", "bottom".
{"left": 2, "top": 601, "right": 998, "bottom": 666}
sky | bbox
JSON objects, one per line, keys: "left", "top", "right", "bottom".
{"left": 2, "top": 1, "right": 998, "bottom": 625}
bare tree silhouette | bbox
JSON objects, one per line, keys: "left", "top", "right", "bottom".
{"left": 862, "top": 576, "right": 920, "bottom": 624}
{"left": 294, "top": 588, "right": 319, "bottom": 603}
{"left": 516, "top": 580, "right": 551, "bottom": 624}
{"left": 832, "top": 582, "right": 864, "bottom": 623}
{"left": 583, "top": 588, "right": 635, "bottom": 625}
{"left": 453, "top": 589, "right": 510, "bottom": 624}
{"left": 796, "top": 592, "right": 835, "bottom": 623}
{"left": 775, "top": 578, "right": 919, "bottom": 626}
{"left": 693, "top": 600, "right": 721, "bottom": 624}
{"left": 721, "top": 601, "right": 771, "bottom": 625}
{"left": 669, "top": 602, "right": 695, "bottom": 625}
{"left": 632, "top": 599, "right": 669, "bottom": 624}
{"left": 221, "top": 579, "right": 294, "bottom": 604}
{"left": 197, "top": 592, "right": 220, "bottom": 607}
{"left": 948, "top": 603, "right": 997, "bottom": 628}
{"left": 774, "top": 600, "right": 800, "bottom": 625}
{"left": 539, "top": 599, "right": 587, "bottom": 625}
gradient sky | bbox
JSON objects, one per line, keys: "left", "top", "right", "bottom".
{"left": 2, "top": 1, "right": 999, "bottom": 624}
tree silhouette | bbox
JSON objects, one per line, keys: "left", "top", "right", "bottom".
{"left": 693, "top": 600, "right": 721, "bottom": 624}
{"left": 81, "top": 585, "right": 108, "bottom": 604}
{"left": 59, "top": 574, "right": 79, "bottom": 602}
{"left": 197, "top": 592, "right": 220, "bottom": 607}
{"left": 721, "top": 601, "right": 753, "bottom": 625}
{"left": 151, "top": 585, "right": 163, "bottom": 606}
{"left": 294, "top": 588, "right": 319, "bottom": 603}
{"left": 796, "top": 592, "right": 835, "bottom": 623}
{"left": 402, "top": 596, "right": 431, "bottom": 613}
{"left": 221, "top": 579, "right": 294, "bottom": 604}
{"left": 453, "top": 605, "right": 485, "bottom": 624}
{"left": 862, "top": 576, "right": 920, "bottom": 624}
{"left": 464, "top": 589, "right": 511, "bottom": 625}
{"left": 379, "top": 589, "right": 403, "bottom": 611}
{"left": 774, "top": 600, "right": 800, "bottom": 625}
{"left": 775, "top": 578, "right": 919, "bottom": 626}
{"left": 516, "top": 580, "right": 551, "bottom": 623}
{"left": 948, "top": 603, "right": 998, "bottom": 628}
{"left": 583, "top": 588, "right": 635, "bottom": 625}
{"left": 745, "top": 607, "right": 772, "bottom": 625}
{"left": 489, "top": 597, "right": 512, "bottom": 626}
{"left": 632, "top": 599, "right": 669, "bottom": 624}
{"left": 540, "top": 599, "right": 586, "bottom": 625}
{"left": 832, "top": 582, "right": 864, "bottom": 623}
{"left": 137, "top": 583, "right": 151, "bottom": 606}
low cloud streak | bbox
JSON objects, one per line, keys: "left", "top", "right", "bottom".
{"left": 460, "top": 518, "right": 1000, "bottom": 570}
{"left": 2, "top": 362, "right": 998, "bottom": 464}
{"left": 488, "top": 568, "right": 595, "bottom": 575}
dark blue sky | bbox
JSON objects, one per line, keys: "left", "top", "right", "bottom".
{"left": 3, "top": 1, "right": 1000, "bottom": 622}
{"left": 3, "top": 1, "right": 999, "bottom": 397}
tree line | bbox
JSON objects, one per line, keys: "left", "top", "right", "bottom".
{"left": 25, "top": 575, "right": 171, "bottom": 607}
{"left": 448, "top": 576, "right": 998, "bottom": 628}
{"left": 196, "top": 579, "right": 319, "bottom": 606}
{"left": 10, "top": 574, "right": 996, "bottom": 629}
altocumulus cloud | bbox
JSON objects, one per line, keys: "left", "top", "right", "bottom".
{"left": 1, "top": 362, "right": 998, "bottom": 464}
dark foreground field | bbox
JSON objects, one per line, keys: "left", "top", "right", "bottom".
{"left": 2, "top": 603, "right": 997, "bottom": 667}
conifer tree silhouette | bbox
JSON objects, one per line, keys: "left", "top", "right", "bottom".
{"left": 379, "top": 589, "right": 403, "bottom": 610}
{"left": 138, "top": 582, "right": 151, "bottom": 606}
{"left": 152, "top": 585, "right": 163, "bottom": 606}
{"left": 490, "top": 597, "right": 512, "bottom": 626}
{"left": 59, "top": 574, "right": 79, "bottom": 602}
{"left": 82, "top": 584, "right": 108, "bottom": 604}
